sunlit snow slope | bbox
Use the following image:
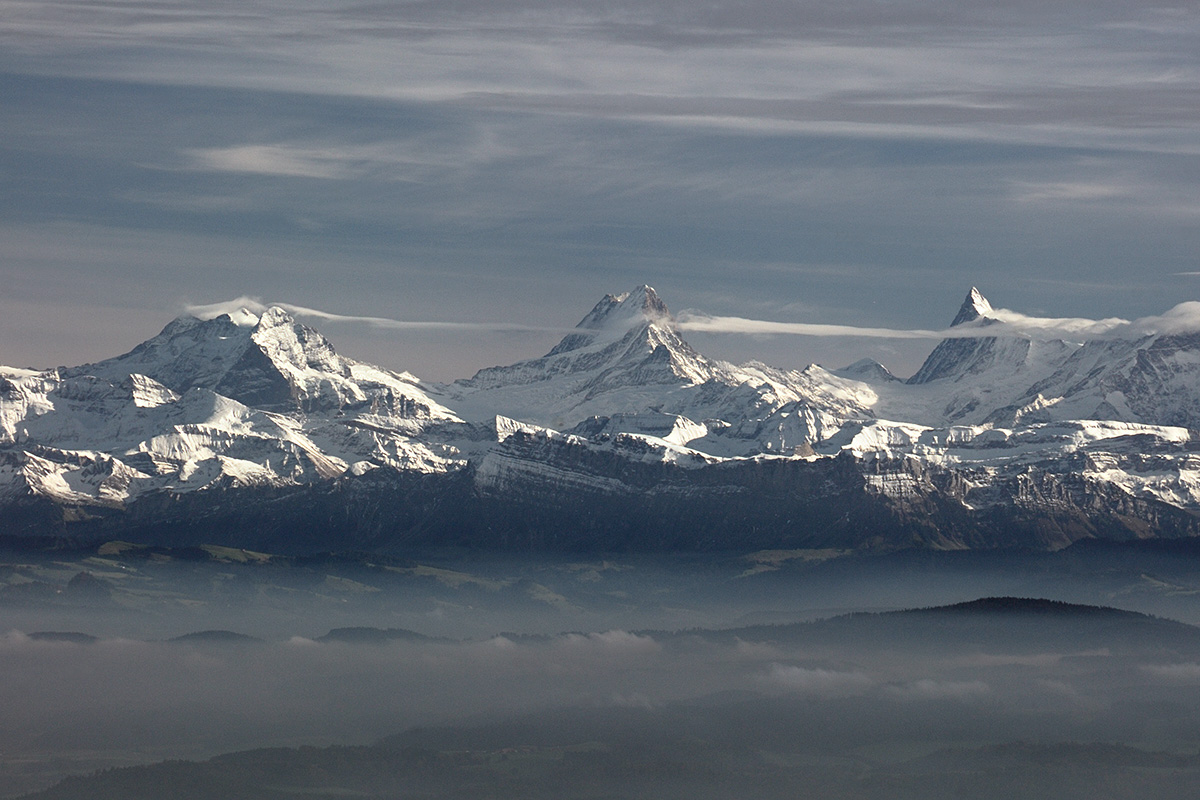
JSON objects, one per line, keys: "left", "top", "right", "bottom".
{"left": 4, "top": 285, "right": 1200, "bottom": 551}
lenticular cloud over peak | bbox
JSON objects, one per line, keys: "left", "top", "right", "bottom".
{"left": 179, "top": 286, "right": 1200, "bottom": 349}
{"left": 182, "top": 298, "right": 569, "bottom": 334}
{"left": 677, "top": 292, "right": 1200, "bottom": 343}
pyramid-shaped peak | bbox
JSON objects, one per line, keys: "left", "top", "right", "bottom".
{"left": 834, "top": 358, "right": 899, "bottom": 383}
{"left": 540, "top": 286, "right": 677, "bottom": 358}
{"left": 951, "top": 287, "right": 994, "bottom": 327}
{"left": 576, "top": 285, "right": 672, "bottom": 331}
{"left": 620, "top": 285, "right": 670, "bottom": 318}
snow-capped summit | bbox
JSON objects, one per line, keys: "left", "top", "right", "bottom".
{"left": 834, "top": 358, "right": 900, "bottom": 383}
{"left": 543, "top": 285, "right": 675, "bottom": 357}
{"left": 63, "top": 307, "right": 434, "bottom": 415}
{"left": 996, "top": 328, "right": 1200, "bottom": 428}
{"left": 7, "top": 285, "right": 1200, "bottom": 553}
{"left": 457, "top": 285, "right": 715, "bottom": 398}
{"left": 904, "top": 288, "right": 1077, "bottom": 399}
{"left": 576, "top": 285, "right": 671, "bottom": 330}
{"left": 452, "top": 286, "right": 876, "bottom": 451}
{"left": 219, "top": 304, "right": 263, "bottom": 327}
{"left": 951, "top": 286, "right": 993, "bottom": 326}
{"left": 0, "top": 305, "right": 464, "bottom": 509}
{"left": 64, "top": 308, "right": 329, "bottom": 410}
{"left": 908, "top": 287, "right": 1002, "bottom": 385}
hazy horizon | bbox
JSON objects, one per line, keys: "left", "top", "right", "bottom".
{"left": 5, "top": 549, "right": 1200, "bottom": 798}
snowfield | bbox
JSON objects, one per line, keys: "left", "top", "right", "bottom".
{"left": 4, "top": 285, "right": 1200, "bottom": 545}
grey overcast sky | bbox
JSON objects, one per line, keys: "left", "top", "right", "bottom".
{"left": 2, "top": 0, "right": 1199, "bottom": 380}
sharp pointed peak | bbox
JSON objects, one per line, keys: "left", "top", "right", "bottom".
{"left": 540, "top": 286, "right": 676, "bottom": 357}
{"left": 951, "top": 287, "right": 993, "bottom": 327}
{"left": 615, "top": 284, "right": 667, "bottom": 310}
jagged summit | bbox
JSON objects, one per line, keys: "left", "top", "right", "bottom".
{"left": 952, "top": 287, "right": 994, "bottom": 326}
{"left": 452, "top": 286, "right": 875, "bottom": 447}
{"left": 546, "top": 285, "right": 674, "bottom": 358}
{"left": 64, "top": 307, "right": 348, "bottom": 411}
{"left": 907, "top": 287, "right": 1012, "bottom": 386}
{"left": 576, "top": 285, "right": 671, "bottom": 330}
{"left": 211, "top": 304, "right": 263, "bottom": 328}
{"left": 9, "top": 288, "right": 1200, "bottom": 552}
{"left": 58, "top": 307, "right": 453, "bottom": 420}
{"left": 460, "top": 285, "right": 714, "bottom": 401}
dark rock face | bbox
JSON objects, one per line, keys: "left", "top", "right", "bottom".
{"left": 15, "top": 440, "right": 1198, "bottom": 555}
{"left": 907, "top": 287, "right": 997, "bottom": 385}
{"left": 8, "top": 287, "right": 1200, "bottom": 556}
{"left": 212, "top": 343, "right": 296, "bottom": 410}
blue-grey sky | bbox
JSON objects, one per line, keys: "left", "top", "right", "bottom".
{"left": 2, "top": 0, "right": 1199, "bottom": 380}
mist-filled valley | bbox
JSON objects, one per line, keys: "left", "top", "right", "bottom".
{"left": 5, "top": 542, "right": 1200, "bottom": 798}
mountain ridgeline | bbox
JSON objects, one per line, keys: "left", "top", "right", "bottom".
{"left": 5, "top": 287, "right": 1200, "bottom": 553}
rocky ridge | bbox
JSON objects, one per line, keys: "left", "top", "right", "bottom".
{"left": 3, "top": 286, "right": 1200, "bottom": 552}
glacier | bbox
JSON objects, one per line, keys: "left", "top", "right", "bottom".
{"left": 4, "top": 285, "right": 1200, "bottom": 552}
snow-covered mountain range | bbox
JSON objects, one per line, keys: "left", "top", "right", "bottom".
{"left": 5, "top": 286, "right": 1200, "bottom": 552}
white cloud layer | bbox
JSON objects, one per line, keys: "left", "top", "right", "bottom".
{"left": 183, "top": 297, "right": 572, "bottom": 334}
{"left": 761, "top": 664, "right": 874, "bottom": 696}
{"left": 185, "top": 295, "right": 1200, "bottom": 344}
{"left": 677, "top": 302, "right": 1200, "bottom": 342}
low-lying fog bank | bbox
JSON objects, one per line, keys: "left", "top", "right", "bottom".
{"left": 3, "top": 599, "right": 1200, "bottom": 797}
{"left": 4, "top": 543, "right": 1200, "bottom": 797}
{"left": 6, "top": 540, "right": 1200, "bottom": 642}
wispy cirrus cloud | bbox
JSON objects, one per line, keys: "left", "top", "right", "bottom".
{"left": 675, "top": 312, "right": 949, "bottom": 339}
{"left": 183, "top": 145, "right": 359, "bottom": 179}
{"left": 181, "top": 131, "right": 517, "bottom": 180}
{"left": 1011, "top": 181, "right": 1131, "bottom": 203}
{"left": 884, "top": 678, "right": 991, "bottom": 701}
{"left": 5, "top": 0, "right": 1198, "bottom": 153}
{"left": 1141, "top": 662, "right": 1200, "bottom": 681}
{"left": 4, "top": 0, "right": 1200, "bottom": 381}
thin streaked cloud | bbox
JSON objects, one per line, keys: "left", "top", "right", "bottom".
{"left": 1, "top": 0, "right": 1198, "bottom": 379}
